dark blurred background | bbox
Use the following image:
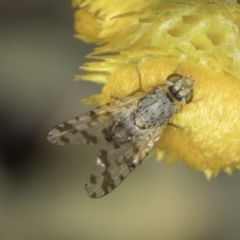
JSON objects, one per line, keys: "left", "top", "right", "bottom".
{"left": 1, "top": 1, "right": 240, "bottom": 240}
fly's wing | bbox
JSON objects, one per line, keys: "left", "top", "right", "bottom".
{"left": 47, "top": 92, "right": 163, "bottom": 198}
{"left": 85, "top": 126, "right": 164, "bottom": 198}
{"left": 47, "top": 94, "right": 143, "bottom": 146}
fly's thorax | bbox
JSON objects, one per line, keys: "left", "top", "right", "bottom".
{"left": 134, "top": 89, "right": 176, "bottom": 129}
{"left": 166, "top": 73, "right": 194, "bottom": 105}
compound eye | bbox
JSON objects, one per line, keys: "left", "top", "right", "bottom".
{"left": 167, "top": 73, "right": 183, "bottom": 84}
{"left": 185, "top": 89, "right": 194, "bottom": 104}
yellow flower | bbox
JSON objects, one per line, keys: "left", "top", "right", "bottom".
{"left": 72, "top": 0, "right": 240, "bottom": 178}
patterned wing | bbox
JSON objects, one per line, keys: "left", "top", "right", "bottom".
{"left": 85, "top": 126, "right": 164, "bottom": 198}
{"left": 47, "top": 94, "right": 143, "bottom": 146}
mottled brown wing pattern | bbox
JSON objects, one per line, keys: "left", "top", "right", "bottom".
{"left": 47, "top": 93, "right": 143, "bottom": 146}
{"left": 47, "top": 93, "right": 156, "bottom": 198}
{"left": 48, "top": 72, "right": 194, "bottom": 198}
{"left": 85, "top": 126, "right": 164, "bottom": 198}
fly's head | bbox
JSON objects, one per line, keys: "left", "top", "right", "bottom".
{"left": 166, "top": 73, "right": 194, "bottom": 105}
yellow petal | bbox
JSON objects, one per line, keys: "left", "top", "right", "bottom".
{"left": 224, "top": 167, "right": 233, "bottom": 176}
{"left": 204, "top": 169, "right": 213, "bottom": 181}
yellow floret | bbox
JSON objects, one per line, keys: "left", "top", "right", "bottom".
{"left": 72, "top": 0, "right": 240, "bottom": 177}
